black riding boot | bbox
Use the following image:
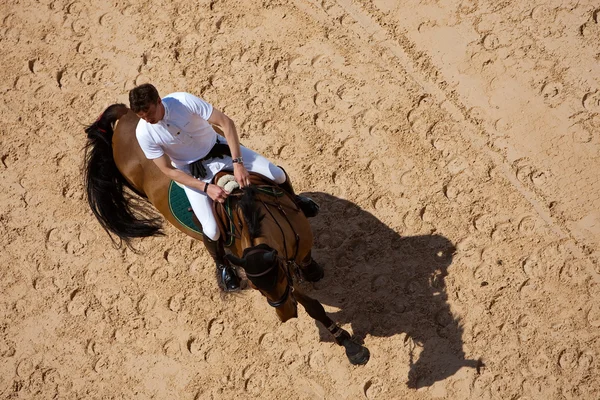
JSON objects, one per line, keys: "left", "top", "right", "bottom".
{"left": 202, "top": 236, "right": 240, "bottom": 292}
{"left": 278, "top": 167, "right": 320, "bottom": 218}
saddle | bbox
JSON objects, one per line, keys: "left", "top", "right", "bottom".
{"left": 212, "top": 172, "right": 299, "bottom": 247}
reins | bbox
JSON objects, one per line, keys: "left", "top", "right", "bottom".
{"left": 256, "top": 195, "right": 300, "bottom": 262}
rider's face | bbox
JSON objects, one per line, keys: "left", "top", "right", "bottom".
{"left": 136, "top": 101, "right": 162, "bottom": 124}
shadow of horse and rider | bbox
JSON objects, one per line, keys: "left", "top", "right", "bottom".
{"left": 302, "top": 192, "right": 481, "bottom": 388}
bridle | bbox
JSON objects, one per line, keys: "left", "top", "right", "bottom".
{"left": 236, "top": 187, "right": 304, "bottom": 309}
{"left": 243, "top": 248, "right": 295, "bottom": 309}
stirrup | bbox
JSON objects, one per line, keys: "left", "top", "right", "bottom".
{"left": 295, "top": 195, "right": 320, "bottom": 218}
{"left": 217, "top": 264, "right": 241, "bottom": 292}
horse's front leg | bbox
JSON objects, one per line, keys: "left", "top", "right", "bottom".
{"left": 293, "top": 289, "right": 369, "bottom": 365}
{"left": 298, "top": 251, "right": 324, "bottom": 282}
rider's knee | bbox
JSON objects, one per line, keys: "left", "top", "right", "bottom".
{"left": 272, "top": 166, "right": 286, "bottom": 184}
{"left": 203, "top": 225, "right": 220, "bottom": 241}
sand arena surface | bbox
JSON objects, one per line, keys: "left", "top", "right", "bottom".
{"left": 1, "top": 0, "right": 600, "bottom": 398}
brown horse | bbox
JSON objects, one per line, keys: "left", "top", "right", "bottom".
{"left": 83, "top": 103, "right": 369, "bottom": 365}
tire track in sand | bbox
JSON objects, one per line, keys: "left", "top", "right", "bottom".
{"left": 293, "top": 0, "right": 580, "bottom": 248}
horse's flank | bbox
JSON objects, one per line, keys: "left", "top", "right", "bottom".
{"left": 111, "top": 108, "right": 310, "bottom": 248}
{"left": 113, "top": 109, "right": 203, "bottom": 241}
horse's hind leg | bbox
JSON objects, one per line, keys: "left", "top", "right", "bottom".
{"left": 293, "top": 289, "right": 369, "bottom": 365}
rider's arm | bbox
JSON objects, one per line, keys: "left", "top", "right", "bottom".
{"left": 152, "top": 155, "right": 206, "bottom": 192}
{"left": 208, "top": 108, "right": 251, "bottom": 187}
{"left": 207, "top": 108, "right": 242, "bottom": 160}
{"left": 152, "top": 155, "right": 229, "bottom": 202}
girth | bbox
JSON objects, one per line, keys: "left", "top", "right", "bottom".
{"left": 189, "top": 138, "right": 231, "bottom": 179}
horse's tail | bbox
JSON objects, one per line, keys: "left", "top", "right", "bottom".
{"left": 83, "top": 103, "right": 163, "bottom": 248}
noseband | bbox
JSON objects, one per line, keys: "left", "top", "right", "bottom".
{"left": 243, "top": 248, "right": 294, "bottom": 309}
{"left": 266, "top": 282, "right": 292, "bottom": 308}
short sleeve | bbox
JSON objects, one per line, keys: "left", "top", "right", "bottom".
{"left": 182, "top": 93, "right": 214, "bottom": 120}
{"left": 136, "top": 124, "right": 164, "bottom": 160}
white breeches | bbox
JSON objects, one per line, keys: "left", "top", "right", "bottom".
{"left": 178, "top": 136, "right": 286, "bottom": 241}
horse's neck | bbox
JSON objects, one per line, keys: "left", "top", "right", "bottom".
{"left": 249, "top": 235, "right": 283, "bottom": 255}
{"left": 236, "top": 210, "right": 282, "bottom": 253}
{"left": 246, "top": 197, "right": 299, "bottom": 257}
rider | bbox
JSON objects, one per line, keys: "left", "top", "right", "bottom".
{"left": 129, "top": 84, "right": 319, "bottom": 292}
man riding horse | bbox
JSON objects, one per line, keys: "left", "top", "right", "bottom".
{"left": 83, "top": 93, "right": 370, "bottom": 365}
{"left": 129, "top": 84, "right": 319, "bottom": 292}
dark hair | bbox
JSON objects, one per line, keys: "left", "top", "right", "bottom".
{"left": 129, "top": 83, "right": 160, "bottom": 113}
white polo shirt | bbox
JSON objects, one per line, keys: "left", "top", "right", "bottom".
{"left": 136, "top": 92, "right": 218, "bottom": 168}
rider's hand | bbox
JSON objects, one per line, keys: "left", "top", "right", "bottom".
{"left": 234, "top": 163, "right": 251, "bottom": 188}
{"left": 206, "top": 183, "right": 229, "bottom": 203}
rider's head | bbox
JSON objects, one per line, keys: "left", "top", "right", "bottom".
{"left": 129, "top": 83, "right": 163, "bottom": 124}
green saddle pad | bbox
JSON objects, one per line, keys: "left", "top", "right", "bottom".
{"left": 168, "top": 181, "right": 202, "bottom": 235}
{"left": 168, "top": 180, "right": 286, "bottom": 240}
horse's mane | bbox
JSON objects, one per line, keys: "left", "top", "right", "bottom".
{"left": 239, "top": 186, "right": 265, "bottom": 240}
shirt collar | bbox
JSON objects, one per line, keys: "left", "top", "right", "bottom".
{"left": 161, "top": 99, "right": 170, "bottom": 122}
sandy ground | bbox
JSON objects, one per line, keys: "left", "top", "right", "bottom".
{"left": 1, "top": 0, "right": 600, "bottom": 398}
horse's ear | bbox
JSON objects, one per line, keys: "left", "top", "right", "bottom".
{"left": 225, "top": 254, "right": 246, "bottom": 267}
{"left": 263, "top": 250, "right": 278, "bottom": 265}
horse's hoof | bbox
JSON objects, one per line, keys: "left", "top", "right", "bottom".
{"left": 343, "top": 338, "right": 370, "bottom": 365}
{"left": 302, "top": 259, "right": 324, "bottom": 282}
{"left": 347, "top": 345, "right": 370, "bottom": 365}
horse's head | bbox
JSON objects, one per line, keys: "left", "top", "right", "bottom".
{"left": 226, "top": 243, "right": 298, "bottom": 322}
